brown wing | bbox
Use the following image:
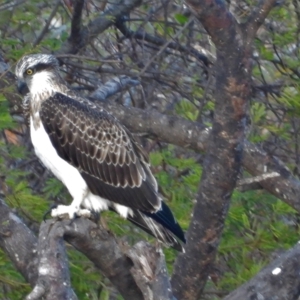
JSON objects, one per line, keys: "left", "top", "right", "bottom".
{"left": 39, "top": 93, "right": 160, "bottom": 212}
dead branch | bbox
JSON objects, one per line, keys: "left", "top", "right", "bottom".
{"left": 127, "top": 241, "right": 175, "bottom": 300}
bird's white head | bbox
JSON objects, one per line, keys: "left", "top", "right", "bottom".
{"left": 15, "top": 54, "right": 63, "bottom": 100}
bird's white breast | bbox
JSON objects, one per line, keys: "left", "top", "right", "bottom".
{"left": 30, "top": 115, "right": 87, "bottom": 191}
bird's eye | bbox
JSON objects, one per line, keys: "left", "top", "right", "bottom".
{"left": 26, "top": 68, "right": 33, "bottom": 75}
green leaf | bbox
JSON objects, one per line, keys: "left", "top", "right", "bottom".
{"left": 174, "top": 13, "right": 188, "bottom": 25}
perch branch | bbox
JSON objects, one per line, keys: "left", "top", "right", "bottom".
{"left": 25, "top": 220, "right": 78, "bottom": 300}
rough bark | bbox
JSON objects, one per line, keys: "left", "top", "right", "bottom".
{"left": 127, "top": 242, "right": 175, "bottom": 300}
{"left": 63, "top": 218, "right": 144, "bottom": 300}
{"left": 26, "top": 220, "right": 78, "bottom": 300}
{"left": 171, "top": 0, "right": 250, "bottom": 298}
{"left": 170, "top": 0, "right": 278, "bottom": 298}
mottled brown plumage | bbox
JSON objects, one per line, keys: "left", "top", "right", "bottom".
{"left": 40, "top": 93, "right": 160, "bottom": 212}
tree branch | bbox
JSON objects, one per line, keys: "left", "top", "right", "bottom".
{"left": 0, "top": 0, "right": 26, "bottom": 12}
{"left": 33, "top": 0, "right": 61, "bottom": 47}
{"left": 58, "top": 0, "right": 142, "bottom": 54}
{"left": 64, "top": 218, "right": 175, "bottom": 299}
{"left": 62, "top": 218, "right": 144, "bottom": 300}
{"left": 69, "top": 0, "right": 85, "bottom": 46}
{"left": 244, "top": 0, "right": 279, "bottom": 40}
{"left": 115, "top": 17, "right": 211, "bottom": 67}
{"left": 0, "top": 199, "right": 38, "bottom": 286}
{"left": 223, "top": 242, "right": 300, "bottom": 300}
{"left": 127, "top": 241, "right": 175, "bottom": 300}
{"left": 183, "top": 0, "right": 241, "bottom": 50}
{"left": 26, "top": 220, "right": 78, "bottom": 300}
{"left": 171, "top": 0, "right": 252, "bottom": 298}
{"left": 97, "top": 101, "right": 300, "bottom": 213}
{"left": 90, "top": 75, "right": 140, "bottom": 102}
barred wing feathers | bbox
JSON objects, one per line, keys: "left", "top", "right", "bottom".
{"left": 40, "top": 93, "right": 160, "bottom": 212}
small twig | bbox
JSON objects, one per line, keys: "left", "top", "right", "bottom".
{"left": 0, "top": 0, "right": 26, "bottom": 12}
{"left": 57, "top": 53, "right": 119, "bottom": 63}
{"left": 90, "top": 76, "right": 140, "bottom": 102}
{"left": 33, "top": 0, "right": 61, "bottom": 47}
{"left": 139, "top": 19, "right": 193, "bottom": 77}
{"left": 116, "top": 18, "right": 211, "bottom": 67}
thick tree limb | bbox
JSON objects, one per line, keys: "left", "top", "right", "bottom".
{"left": 99, "top": 101, "right": 209, "bottom": 151}
{"left": 26, "top": 220, "right": 78, "bottom": 300}
{"left": 170, "top": 0, "right": 251, "bottom": 298}
{"left": 223, "top": 242, "right": 300, "bottom": 300}
{"left": 0, "top": 199, "right": 38, "bottom": 286}
{"left": 184, "top": 0, "right": 242, "bottom": 49}
{"left": 62, "top": 218, "right": 144, "bottom": 300}
{"left": 65, "top": 219, "right": 176, "bottom": 299}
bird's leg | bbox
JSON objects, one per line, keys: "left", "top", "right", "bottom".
{"left": 51, "top": 190, "right": 91, "bottom": 219}
{"left": 51, "top": 201, "right": 91, "bottom": 219}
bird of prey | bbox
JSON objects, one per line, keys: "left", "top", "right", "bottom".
{"left": 15, "top": 54, "right": 185, "bottom": 251}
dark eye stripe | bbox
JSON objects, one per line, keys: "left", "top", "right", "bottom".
{"left": 33, "top": 63, "right": 52, "bottom": 72}
{"left": 24, "top": 63, "right": 52, "bottom": 76}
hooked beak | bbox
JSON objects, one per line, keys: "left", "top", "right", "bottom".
{"left": 17, "top": 80, "right": 29, "bottom": 95}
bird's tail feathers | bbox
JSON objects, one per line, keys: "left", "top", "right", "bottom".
{"left": 127, "top": 202, "right": 185, "bottom": 252}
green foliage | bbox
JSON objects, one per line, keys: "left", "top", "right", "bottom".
{"left": 174, "top": 14, "right": 189, "bottom": 25}
{"left": 175, "top": 99, "right": 199, "bottom": 121}
{"left": 0, "top": 249, "right": 30, "bottom": 298}
{"left": 0, "top": 97, "right": 15, "bottom": 130}
{"left": 217, "top": 190, "right": 299, "bottom": 291}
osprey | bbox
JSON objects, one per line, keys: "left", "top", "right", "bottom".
{"left": 15, "top": 54, "right": 185, "bottom": 251}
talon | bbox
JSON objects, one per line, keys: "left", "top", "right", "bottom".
{"left": 89, "top": 211, "right": 100, "bottom": 223}
{"left": 50, "top": 205, "right": 91, "bottom": 220}
{"left": 43, "top": 204, "right": 58, "bottom": 221}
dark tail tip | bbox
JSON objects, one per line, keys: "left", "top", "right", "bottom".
{"left": 127, "top": 201, "right": 186, "bottom": 251}
{"left": 145, "top": 201, "right": 186, "bottom": 244}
